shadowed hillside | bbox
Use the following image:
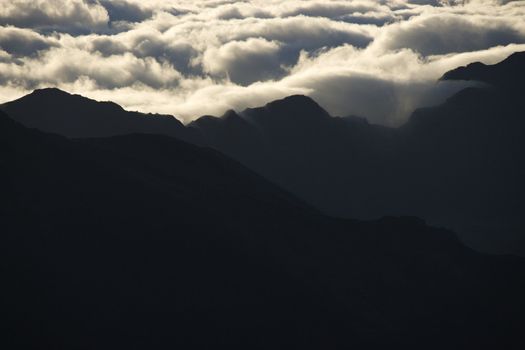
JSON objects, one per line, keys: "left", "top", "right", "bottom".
{"left": 2, "top": 110, "right": 525, "bottom": 349}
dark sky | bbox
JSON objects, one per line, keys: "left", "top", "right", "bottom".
{"left": 0, "top": 0, "right": 524, "bottom": 124}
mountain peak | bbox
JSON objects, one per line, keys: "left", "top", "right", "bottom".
{"left": 440, "top": 50, "right": 525, "bottom": 89}
{"left": 221, "top": 109, "right": 241, "bottom": 120}
{"left": 241, "top": 94, "right": 331, "bottom": 125}
{"left": 22, "top": 87, "right": 125, "bottom": 112}
{"left": 264, "top": 95, "right": 325, "bottom": 112}
{"left": 30, "top": 87, "right": 72, "bottom": 97}
{"left": 0, "top": 87, "right": 188, "bottom": 139}
{"left": 189, "top": 110, "right": 244, "bottom": 129}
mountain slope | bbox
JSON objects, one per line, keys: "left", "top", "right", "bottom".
{"left": 2, "top": 110, "right": 525, "bottom": 349}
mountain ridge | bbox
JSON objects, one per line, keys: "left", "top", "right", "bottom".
{"left": 2, "top": 51, "right": 525, "bottom": 255}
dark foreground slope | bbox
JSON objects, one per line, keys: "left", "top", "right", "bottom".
{"left": 1, "top": 111, "right": 525, "bottom": 349}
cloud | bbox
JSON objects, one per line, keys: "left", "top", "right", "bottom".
{"left": 217, "top": 16, "right": 374, "bottom": 50}
{"left": 0, "top": 0, "right": 109, "bottom": 33}
{"left": 212, "top": 3, "right": 272, "bottom": 20}
{"left": 0, "top": 0, "right": 524, "bottom": 125}
{"left": 0, "top": 46, "right": 181, "bottom": 89}
{"left": 98, "top": 0, "right": 153, "bottom": 23}
{"left": 279, "top": 1, "right": 386, "bottom": 19}
{"left": 0, "top": 26, "right": 58, "bottom": 56}
{"left": 372, "top": 13, "right": 525, "bottom": 55}
{"left": 407, "top": 0, "right": 444, "bottom": 5}
{"left": 202, "top": 38, "right": 284, "bottom": 85}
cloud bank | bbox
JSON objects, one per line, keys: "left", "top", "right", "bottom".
{"left": 0, "top": 0, "right": 524, "bottom": 125}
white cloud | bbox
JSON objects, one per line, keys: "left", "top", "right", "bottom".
{"left": 0, "top": 26, "right": 59, "bottom": 56}
{"left": 371, "top": 13, "right": 525, "bottom": 55}
{"left": 202, "top": 38, "right": 284, "bottom": 85}
{"left": 0, "top": 0, "right": 524, "bottom": 125}
{"left": 0, "top": 0, "right": 109, "bottom": 33}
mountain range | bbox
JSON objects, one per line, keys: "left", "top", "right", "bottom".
{"left": 3, "top": 51, "right": 525, "bottom": 255}
{"left": 2, "top": 92, "right": 525, "bottom": 348}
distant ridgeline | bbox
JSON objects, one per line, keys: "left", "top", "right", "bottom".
{"left": 2, "top": 51, "right": 525, "bottom": 256}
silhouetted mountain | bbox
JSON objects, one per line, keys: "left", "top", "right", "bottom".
{"left": 2, "top": 110, "right": 525, "bottom": 349}
{"left": 187, "top": 52, "right": 525, "bottom": 255}
{"left": 2, "top": 52, "right": 525, "bottom": 256}
{"left": 189, "top": 95, "right": 396, "bottom": 211}
{"left": 441, "top": 51, "right": 525, "bottom": 90}
{"left": 0, "top": 88, "right": 198, "bottom": 142}
{"left": 189, "top": 109, "right": 267, "bottom": 164}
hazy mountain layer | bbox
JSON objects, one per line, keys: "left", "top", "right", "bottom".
{"left": 189, "top": 52, "right": 525, "bottom": 255}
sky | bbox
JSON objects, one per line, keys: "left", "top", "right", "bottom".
{"left": 0, "top": 0, "right": 524, "bottom": 125}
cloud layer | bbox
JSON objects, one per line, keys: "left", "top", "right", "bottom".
{"left": 1, "top": 0, "right": 525, "bottom": 125}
